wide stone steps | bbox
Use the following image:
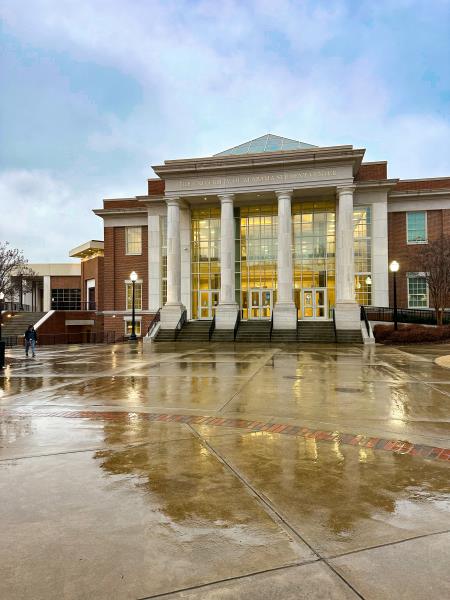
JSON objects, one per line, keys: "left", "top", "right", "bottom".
{"left": 173, "top": 321, "right": 212, "bottom": 342}
{"left": 2, "top": 312, "right": 46, "bottom": 339}
{"left": 211, "top": 330, "right": 235, "bottom": 342}
{"left": 336, "top": 330, "right": 363, "bottom": 343}
{"left": 154, "top": 329, "right": 176, "bottom": 342}
{"left": 270, "top": 330, "right": 298, "bottom": 343}
{"left": 298, "top": 321, "right": 336, "bottom": 343}
{"left": 236, "top": 321, "right": 271, "bottom": 343}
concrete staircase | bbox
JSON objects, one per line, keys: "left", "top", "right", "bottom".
{"left": 270, "top": 329, "right": 298, "bottom": 343}
{"left": 2, "top": 311, "right": 46, "bottom": 343}
{"left": 298, "top": 321, "right": 336, "bottom": 343}
{"left": 336, "top": 329, "right": 363, "bottom": 343}
{"left": 176, "top": 320, "right": 212, "bottom": 342}
{"left": 154, "top": 328, "right": 176, "bottom": 342}
{"left": 236, "top": 320, "right": 271, "bottom": 343}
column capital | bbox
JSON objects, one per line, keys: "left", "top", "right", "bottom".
{"left": 336, "top": 185, "right": 356, "bottom": 196}
{"left": 275, "top": 189, "right": 293, "bottom": 200}
{"left": 164, "top": 196, "right": 181, "bottom": 207}
{"left": 217, "top": 193, "right": 235, "bottom": 204}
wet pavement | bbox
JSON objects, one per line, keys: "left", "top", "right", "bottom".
{"left": 1, "top": 341, "right": 449, "bottom": 599}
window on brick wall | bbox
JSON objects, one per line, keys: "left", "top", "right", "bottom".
{"left": 124, "top": 318, "right": 141, "bottom": 337}
{"left": 125, "top": 282, "right": 142, "bottom": 310}
{"left": 125, "top": 226, "right": 142, "bottom": 255}
{"left": 51, "top": 289, "right": 81, "bottom": 310}
{"left": 407, "top": 212, "right": 427, "bottom": 244}
{"left": 407, "top": 274, "right": 428, "bottom": 308}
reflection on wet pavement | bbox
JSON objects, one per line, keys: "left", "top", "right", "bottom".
{"left": 1, "top": 341, "right": 450, "bottom": 599}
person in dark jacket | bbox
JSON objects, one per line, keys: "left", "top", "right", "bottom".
{"left": 24, "top": 325, "right": 37, "bottom": 358}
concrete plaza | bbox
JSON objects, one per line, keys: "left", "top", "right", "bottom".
{"left": 1, "top": 341, "right": 449, "bottom": 599}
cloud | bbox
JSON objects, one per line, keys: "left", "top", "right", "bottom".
{"left": 0, "top": 0, "right": 449, "bottom": 260}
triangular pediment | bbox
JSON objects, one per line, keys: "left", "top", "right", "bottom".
{"left": 214, "top": 134, "right": 317, "bottom": 156}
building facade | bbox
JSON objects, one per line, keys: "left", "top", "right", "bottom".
{"left": 89, "top": 135, "right": 450, "bottom": 339}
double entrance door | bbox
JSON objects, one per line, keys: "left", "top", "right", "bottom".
{"left": 302, "top": 288, "right": 327, "bottom": 319}
{"left": 249, "top": 289, "right": 273, "bottom": 319}
{"left": 198, "top": 290, "right": 219, "bottom": 319}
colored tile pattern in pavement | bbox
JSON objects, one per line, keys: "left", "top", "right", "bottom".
{"left": 2, "top": 409, "right": 450, "bottom": 462}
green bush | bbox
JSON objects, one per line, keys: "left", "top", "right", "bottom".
{"left": 373, "top": 323, "right": 450, "bottom": 344}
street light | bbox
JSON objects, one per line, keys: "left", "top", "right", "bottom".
{"left": 0, "top": 291, "right": 5, "bottom": 369}
{"left": 390, "top": 261, "right": 400, "bottom": 331}
{"left": 129, "top": 271, "right": 138, "bottom": 341}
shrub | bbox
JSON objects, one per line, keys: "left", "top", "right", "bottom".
{"left": 374, "top": 323, "right": 450, "bottom": 344}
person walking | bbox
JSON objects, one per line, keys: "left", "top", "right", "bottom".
{"left": 24, "top": 325, "right": 37, "bottom": 358}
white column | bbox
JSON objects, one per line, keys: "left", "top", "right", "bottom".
{"left": 335, "top": 185, "right": 360, "bottom": 330}
{"left": 160, "top": 197, "right": 185, "bottom": 328}
{"left": 215, "top": 193, "right": 238, "bottom": 329}
{"left": 180, "top": 206, "right": 192, "bottom": 319}
{"left": 273, "top": 190, "right": 297, "bottom": 329}
{"left": 147, "top": 212, "right": 161, "bottom": 312}
{"left": 371, "top": 200, "right": 389, "bottom": 307}
{"left": 43, "top": 275, "right": 51, "bottom": 312}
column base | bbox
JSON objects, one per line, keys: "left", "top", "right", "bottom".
{"left": 160, "top": 303, "right": 186, "bottom": 329}
{"left": 273, "top": 302, "right": 297, "bottom": 330}
{"left": 215, "top": 303, "right": 239, "bottom": 329}
{"left": 334, "top": 301, "right": 360, "bottom": 330}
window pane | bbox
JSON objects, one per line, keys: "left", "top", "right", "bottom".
{"left": 126, "top": 227, "right": 142, "bottom": 254}
{"left": 407, "top": 212, "right": 427, "bottom": 243}
{"left": 408, "top": 276, "right": 428, "bottom": 308}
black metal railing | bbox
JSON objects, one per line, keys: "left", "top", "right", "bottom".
{"left": 147, "top": 308, "right": 161, "bottom": 337}
{"left": 233, "top": 310, "right": 241, "bottom": 341}
{"left": 269, "top": 309, "right": 274, "bottom": 341}
{"left": 51, "top": 301, "right": 96, "bottom": 311}
{"left": 360, "top": 305, "right": 371, "bottom": 336}
{"left": 332, "top": 308, "right": 337, "bottom": 342}
{"left": 4, "top": 331, "right": 116, "bottom": 347}
{"left": 208, "top": 314, "right": 216, "bottom": 341}
{"left": 364, "top": 306, "right": 450, "bottom": 326}
{"left": 174, "top": 309, "right": 187, "bottom": 340}
{"left": 2, "top": 302, "right": 32, "bottom": 312}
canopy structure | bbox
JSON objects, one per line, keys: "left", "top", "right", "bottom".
{"left": 214, "top": 134, "right": 317, "bottom": 156}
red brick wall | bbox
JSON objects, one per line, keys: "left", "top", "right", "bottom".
{"left": 50, "top": 276, "right": 81, "bottom": 289}
{"left": 103, "top": 225, "right": 148, "bottom": 312}
{"left": 395, "top": 178, "right": 450, "bottom": 191}
{"left": 80, "top": 256, "right": 104, "bottom": 311}
{"left": 388, "top": 209, "right": 450, "bottom": 307}
{"left": 355, "top": 162, "right": 387, "bottom": 181}
{"left": 103, "top": 199, "right": 143, "bottom": 209}
{"left": 148, "top": 178, "right": 165, "bottom": 195}
{"left": 103, "top": 314, "right": 154, "bottom": 341}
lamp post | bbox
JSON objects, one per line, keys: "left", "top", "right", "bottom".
{"left": 129, "top": 271, "right": 138, "bottom": 341}
{"left": 0, "top": 291, "right": 5, "bottom": 369}
{"left": 390, "top": 261, "right": 400, "bottom": 331}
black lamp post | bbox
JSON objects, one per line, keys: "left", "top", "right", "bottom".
{"left": 0, "top": 291, "right": 5, "bottom": 369}
{"left": 390, "top": 260, "right": 400, "bottom": 331}
{"left": 129, "top": 271, "right": 138, "bottom": 341}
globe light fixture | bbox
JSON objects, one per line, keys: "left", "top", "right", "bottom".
{"left": 129, "top": 271, "right": 138, "bottom": 341}
{"left": 365, "top": 276, "right": 372, "bottom": 285}
{"left": 389, "top": 260, "right": 399, "bottom": 273}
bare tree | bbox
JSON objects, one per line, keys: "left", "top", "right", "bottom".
{"left": 414, "top": 235, "right": 450, "bottom": 325}
{"left": 0, "top": 242, "right": 36, "bottom": 306}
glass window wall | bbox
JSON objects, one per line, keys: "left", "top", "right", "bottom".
{"left": 191, "top": 208, "right": 220, "bottom": 319}
{"left": 353, "top": 207, "right": 372, "bottom": 305}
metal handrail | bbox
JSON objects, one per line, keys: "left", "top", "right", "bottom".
{"left": 269, "top": 309, "right": 274, "bottom": 341}
{"left": 363, "top": 306, "right": 450, "bottom": 325}
{"left": 233, "top": 310, "right": 241, "bottom": 341}
{"left": 147, "top": 308, "right": 161, "bottom": 337}
{"left": 360, "top": 305, "right": 370, "bottom": 336}
{"left": 174, "top": 309, "right": 187, "bottom": 340}
{"left": 332, "top": 308, "right": 337, "bottom": 342}
{"left": 208, "top": 314, "right": 216, "bottom": 341}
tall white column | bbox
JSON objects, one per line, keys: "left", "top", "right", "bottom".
{"left": 160, "top": 197, "right": 186, "bottom": 328}
{"left": 43, "top": 275, "right": 51, "bottom": 312}
{"left": 371, "top": 200, "right": 389, "bottom": 307}
{"left": 273, "top": 190, "right": 297, "bottom": 329}
{"left": 335, "top": 185, "right": 360, "bottom": 330}
{"left": 215, "top": 193, "right": 238, "bottom": 329}
{"left": 147, "top": 212, "right": 161, "bottom": 312}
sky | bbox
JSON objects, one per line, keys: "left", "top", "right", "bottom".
{"left": 0, "top": 0, "right": 449, "bottom": 262}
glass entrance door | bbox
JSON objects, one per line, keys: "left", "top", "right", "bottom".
{"left": 250, "top": 289, "right": 273, "bottom": 319}
{"left": 199, "top": 290, "right": 219, "bottom": 319}
{"left": 302, "top": 288, "right": 327, "bottom": 319}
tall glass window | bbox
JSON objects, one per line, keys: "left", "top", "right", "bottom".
{"left": 126, "top": 282, "right": 142, "bottom": 311}
{"left": 125, "top": 226, "right": 142, "bottom": 255}
{"left": 239, "top": 205, "right": 278, "bottom": 319}
{"left": 293, "top": 200, "right": 335, "bottom": 318}
{"left": 191, "top": 208, "right": 220, "bottom": 319}
{"left": 354, "top": 207, "right": 372, "bottom": 305}
{"left": 407, "top": 211, "right": 427, "bottom": 244}
{"left": 160, "top": 216, "right": 167, "bottom": 306}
